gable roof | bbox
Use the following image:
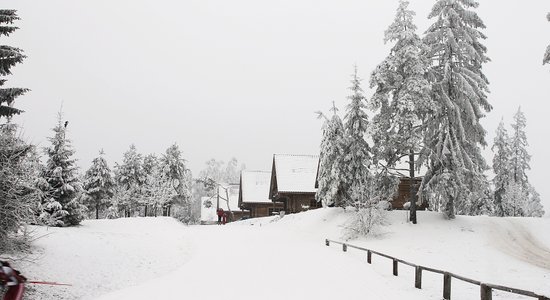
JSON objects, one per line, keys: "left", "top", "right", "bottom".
{"left": 270, "top": 154, "right": 319, "bottom": 195}
{"left": 239, "top": 170, "right": 271, "bottom": 204}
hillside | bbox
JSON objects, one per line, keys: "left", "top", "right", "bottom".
{"left": 12, "top": 209, "right": 550, "bottom": 300}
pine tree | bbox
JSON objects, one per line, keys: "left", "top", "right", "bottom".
{"left": 369, "top": 0, "right": 432, "bottom": 223}
{"left": 160, "top": 143, "right": 192, "bottom": 219}
{"left": 38, "top": 113, "right": 85, "bottom": 226}
{"left": 509, "top": 108, "right": 530, "bottom": 189}
{"left": 507, "top": 108, "right": 544, "bottom": 217}
{"left": 316, "top": 103, "right": 346, "bottom": 207}
{"left": 83, "top": 150, "right": 115, "bottom": 219}
{"left": 544, "top": 13, "right": 550, "bottom": 65}
{"left": 0, "top": 10, "right": 28, "bottom": 119}
{"left": 491, "top": 120, "right": 511, "bottom": 216}
{"left": 421, "top": 0, "right": 492, "bottom": 219}
{"left": 343, "top": 67, "right": 372, "bottom": 208}
{"left": 0, "top": 123, "right": 38, "bottom": 251}
{"left": 524, "top": 185, "right": 544, "bottom": 217}
{"left": 114, "top": 144, "right": 144, "bottom": 217}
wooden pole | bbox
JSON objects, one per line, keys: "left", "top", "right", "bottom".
{"left": 415, "top": 266, "right": 422, "bottom": 289}
{"left": 409, "top": 149, "right": 417, "bottom": 224}
{"left": 342, "top": 243, "right": 347, "bottom": 252}
{"left": 393, "top": 259, "right": 398, "bottom": 276}
{"left": 367, "top": 250, "right": 372, "bottom": 264}
{"left": 443, "top": 273, "right": 451, "bottom": 300}
{"left": 480, "top": 284, "right": 492, "bottom": 300}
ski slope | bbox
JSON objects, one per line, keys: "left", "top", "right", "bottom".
{"left": 15, "top": 209, "right": 550, "bottom": 300}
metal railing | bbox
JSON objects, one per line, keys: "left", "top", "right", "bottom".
{"left": 325, "top": 239, "right": 549, "bottom": 300}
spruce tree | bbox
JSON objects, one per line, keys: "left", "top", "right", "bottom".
{"left": 492, "top": 120, "right": 511, "bottom": 216}
{"left": 421, "top": 0, "right": 492, "bottom": 218}
{"left": 38, "top": 113, "right": 85, "bottom": 226}
{"left": 544, "top": 13, "right": 550, "bottom": 65}
{"left": 369, "top": 0, "right": 432, "bottom": 223}
{"left": 343, "top": 67, "right": 372, "bottom": 208}
{"left": 316, "top": 103, "right": 346, "bottom": 207}
{"left": 0, "top": 124, "right": 38, "bottom": 251}
{"left": 83, "top": 150, "right": 115, "bottom": 219}
{"left": 509, "top": 108, "right": 530, "bottom": 189}
{"left": 160, "top": 143, "right": 192, "bottom": 218}
{"left": 0, "top": 10, "right": 28, "bottom": 119}
{"left": 114, "top": 144, "right": 144, "bottom": 217}
{"left": 508, "top": 108, "right": 544, "bottom": 217}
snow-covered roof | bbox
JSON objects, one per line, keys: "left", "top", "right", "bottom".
{"left": 200, "top": 183, "right": 240, "bottom": 222}
{"left": 240, "top": 170, "right": 271, "bottom": 203}
{"left": 272, "top": 154, "right": 319, "bottom": 194}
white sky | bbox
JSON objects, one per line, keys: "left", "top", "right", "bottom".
{"left": 5, "top": 0, "right": 550, "bottom": 213}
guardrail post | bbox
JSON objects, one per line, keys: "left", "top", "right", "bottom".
{"left": 480, "top": 284, "right": 492, "bottom": 300}
{"left": 415, "top": 266, "right": 422, "bottom": 289}
{"left": 393, "top": 259, "right": 398, "bottom": 276}
{"left": 367, "top": 250, "right": 372, "bottom": 264}
{"left": 342, "top": 243, "right": 347, "bottom": 252}
{"left": 443, "top": 273, "right": 451, "bottom": 300}
{"left": 325, "top": 239, "right": 329, "bottom": 246}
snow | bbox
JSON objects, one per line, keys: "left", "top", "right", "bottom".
{"left": 13, "top": 209, "right": 550, "bottom": 300}
{"left": 272, "top": 154, "right": 319, "bottom": 193}
{"left": 239, "top": 170, "right": 271, "bottom": 203}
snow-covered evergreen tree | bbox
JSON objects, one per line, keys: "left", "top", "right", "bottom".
{"left": 0, "top": 10, "right": 28, "bottom": 120}
{"left": 160, "top": 143, "right": 192, "bottom": 220}
{"left": 369, "top": 0, "right": 433, "bottom": 222}
{"left": 0, "top": 123, "right": 38, "bottom": 251}
{"left": 508, "top": 108, "right": 543, "bottom": 217}
{"left": 114, "top": 144, "right": 144, "bottom": 217}
{"left": 509, "top": 108, "right": 530, "bottom": 190}
{"left": 544, "top": 13, "right": 550, "bottom": 65}
{"left": 38, "top": 113, "right": 85, "bottom": 226}
{"left": 421, "top": 0, "right": 492, "bottom": 219}
{"left": 343, "top": 67, "right": 372, "bottom": 208}
{"left": 524, "top": 185, "right": 544, "bottom": 217}
{"left": 491, "top": 120, "right": 511, "bottom": 216}
{"left": 83, "top": 150, "right": 115, "bottom": 219}
{"left": 316, "top": 103, "right": 346, "bottom": 207}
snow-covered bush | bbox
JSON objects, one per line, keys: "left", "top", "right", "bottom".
{"left": 342, "top": 204, "right": 387, "bottom": 240}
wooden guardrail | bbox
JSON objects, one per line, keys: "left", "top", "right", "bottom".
{"left": 325, "top": 239, "right": 549, "bottom": 300}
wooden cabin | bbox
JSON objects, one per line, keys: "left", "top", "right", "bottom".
{"left": 390, "top": 177, "right": 428, "bottom": 210}
{"left": 238, "top": 170, "right": 284, "bottom": 218}
{"left": 269, "top": 154, "right": 322, "bottom": 214}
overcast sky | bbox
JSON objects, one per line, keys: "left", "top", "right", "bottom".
{"left": 5, "top": 0, "right": 550, "bottom": 213}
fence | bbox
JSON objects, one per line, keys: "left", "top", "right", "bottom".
{"left": 325, "top": 239, "right": 549, "bottom": 300}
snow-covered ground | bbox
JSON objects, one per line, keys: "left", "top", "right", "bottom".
{"left": 12, "top": 209, "right": 550, "bottom": 300}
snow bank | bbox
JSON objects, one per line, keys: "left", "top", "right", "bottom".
{"left": 18, "top": 217, "right": 192, "bottom": 300}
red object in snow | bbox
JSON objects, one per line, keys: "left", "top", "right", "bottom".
{"left": 222, "top": 213, "right": 227, "bottom": 225}
{"left": 216, "top": 208, "right": 224, "bottom": 217}
{"left": 1, "top": 261, "right": 26, "bottom": 300}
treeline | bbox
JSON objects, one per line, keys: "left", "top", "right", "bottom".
{"left": 316, "top": 0, "right": 545, "bottom": 235}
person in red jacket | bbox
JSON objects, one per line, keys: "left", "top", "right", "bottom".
{"left": 222, "top": 212, "right": 227, "bottom": 225}
{"left": 0, "top": 261, "right": 26, "bottom": 300}
{"left": 216, "top": 208, "right": 224, "bottom": 225}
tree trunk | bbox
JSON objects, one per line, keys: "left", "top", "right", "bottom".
{"left": 144, "top": 205, "right": 148, "bottom": 217}
{"left": 96, "top": 203, "right": 100, "bottom": 220}
{"left": 409, "top": 149, "right": 417, "bottom": 224}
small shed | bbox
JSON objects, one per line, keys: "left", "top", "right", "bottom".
{"left": 269, "top": 154, "right": 321, "bottom": 214}
{"left": 238, "top": 170, "right": 284, "bottom": 218}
